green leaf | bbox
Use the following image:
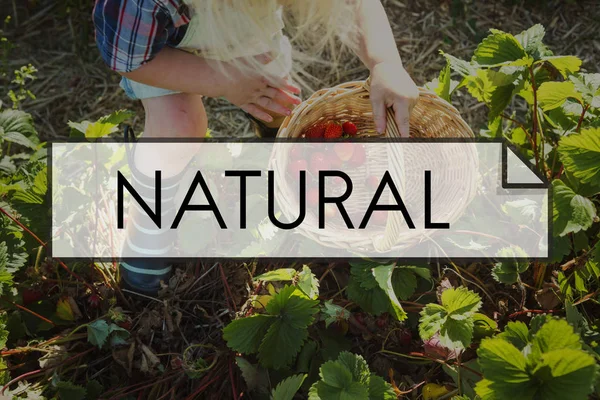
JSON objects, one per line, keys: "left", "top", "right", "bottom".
{"left": 56, "top": 381, "right": 86, "bottom": 400}
{"left": 442, "top": 52, "right": 478, "bottom": 77}
{"left": 529, "top": 319, "right": 582, "bottom": 362}
{"left": 297, "top": 265, "right": 319, "bottom": 299}
{"left": 0, "top": 109, "right": 37, "bottom": 149}
{"left": 492, "top": 246, "right": 529, "bottom": 284}
{"left": 0, "top": 313, "right": 8, "bottom": 350}
{"left": 473, "top": 313, "right": 498, "bottom": 339}
{"left": 309, "top": 381, "right": 369, "bottom": 400}
{"left": 472, "top": 30, "right": 527, "bottom": 66}
{"left": 538, "top": 81, "right": 583, "bottom": 111}
{"left": 552, "top": 180, "right": 597, "bottom": 236}
{"left": 476, "top": 338, "right": 534, "bottom": 399}
{"left": 67, "top": 110, "right": 133, "bottom": 140}
{"left": 532, "top": 349, "right": 597, "bottom": 399}
{"left": 558, "top": 128, "right": 600, "bottom": 189}
{"left": 271, "top": 374, "right": 307, "bottom": 400}
{"left": 515, "top": 24, "right": 546, "bottom": 57}
{"left": 392, "top": 268, "right": 418, "bottom": 300}
{"left": 368, "top": 375, "right": 396, "bottom": 400}
{"left": 254, "top": 268, "right": 297, "bottom": 282}
{"left": 419, "top": 287, "right": 482, "bottom": 351}
{"left": 436, "top": 63, "right": 452, "bottom": 101}
{"left": 540, "top": 56, "right": 582, "bottom": 78}
{"left": 258, "top": 286, "right": 319, "bottom": 369}
{"left": 85, "top": 380, "right": 104, "bottom": 400}
{"left": 372, "top": 264, "right": 407, "bottom": 321}
{"left": 346, "top": 278, "right": 391, "bottom": 316}
{"left": 320, "top": 360, "right": 353, "bottom": 388}
{"left": 87, "top": 320, "right": 111, "bottom": 349}
{"left": 308, "top": 352, "right": 388, "bottom": 400}
{"left": 440, "top": 317, "right": 475, "bottom": 350}
{"left": 336, "top": 352, "right": 370, "bottom": 385}
{"left": 236, "top": 357, "right": 269, "bottom": 394}
{"left": 99, "top": 109, "right": 135, "bottom": 125}
{"left": 497, "top": 321, "right": 529, "bottom": 350}
{"left": 223, "top": 314, "right": 276, "bottom": 354}
{"left": 321, "top": 300, "right": 350, "bottom": 328}
{"left": 419, "top": 303, "right": 447, "bottom": 341}
{"left": 570, "top": 73, "right": 600, "bottom": 108}
{"left": 442, "top": 287, "right": 482, "bottom": 316}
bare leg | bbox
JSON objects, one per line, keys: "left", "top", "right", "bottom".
{"left": 121, "top": 93, "right": 208, "bottom": 293}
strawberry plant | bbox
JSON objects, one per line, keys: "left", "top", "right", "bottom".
{"left": 224, "top": 285, "right": 320, "bottom": 369}
{"left": 346, "top": 260, "right": 431, "bottom": 321}
{"left": 476, "top": 319, "right": 598, "bottom": 399}
{"left": 308, "top": 352, "right": 396, "bottom": 400}
{"left": 419, "top": 287, "right": 483, "bottom": 351}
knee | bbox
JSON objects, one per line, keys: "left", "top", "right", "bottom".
{"left": 143, "top": 94, "right": 208, "bottom": 139}
{"left": 170, "top": 104, "right": 208, "bottom": 139}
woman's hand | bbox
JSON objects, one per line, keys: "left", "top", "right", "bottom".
{"left": 369, "top": 61, "right": 419, "bottom": 137}
{"left": 219, "top": 56, "right": 302, "bottom": 123}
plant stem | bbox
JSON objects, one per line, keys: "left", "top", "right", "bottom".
{"left": 0, "top": 297, "right": 55, "bottom": 326}
{"left": 576, "top": 104, "right": 590, "bottom": 132}
{"left": 0, "top": 206, "right": 97, "bottom": 295}
{"left": 529, "top": 65, "right": 541, "bottom": 169}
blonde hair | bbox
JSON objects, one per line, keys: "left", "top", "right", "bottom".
{"left": 183, "top": 0, "right": 361, "bottom": 85}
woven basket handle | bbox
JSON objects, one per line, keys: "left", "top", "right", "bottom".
{"left": 362, "top": 77, "right": 403, "bottom": 139}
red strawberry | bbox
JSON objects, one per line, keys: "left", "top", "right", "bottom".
{"left": 373, "top": 210, "right": 388, "bottom": 225}
{"left": 348, "top": 145, "right": 366, "bottom": 167}
{"left": 324, "top": 203, "right": 337, "bottom": 218}
{"left": 366, "top": 175, "right": 380, "bottom": 190}
{"left": 309, "top": 152, "right": 331, "bottom": 175}
{"left": 88, "top": 294, "right": 101, "bottom": 309}
{"left": 399, "top": 328, "right": 412, "bottom": 346}
{"left": 353, "top": 312, "right": 366, "bottom": 326}
{"left": 289, "top": 159, "right": 308, "bottom": 177}
{"left": 289, "top": 145, "right": 303, "bottom": 161}
{"left": 375, "top": 315, "right": 388, "bottom": 329}
{"left": 22, "top": 288, "right": 43, "bottom": 305}
{"left": 324, "top": 123, "right": 343, "bottom": 140}
{"left": 307, "top": 188, "right": 319, "bottom": 207}
{"left": 118, "top": 320, "right": 133, "bottom": 331}
{"left": 342, "top": 121, "right": 358, "bottom": 136}
{"left": 304, "top": 124, "right": 326, "bottom": 139}
{"left": 334, "top": 142, "right": 354, "bottom": 161}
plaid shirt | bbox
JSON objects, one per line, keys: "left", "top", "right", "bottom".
{"left": 93, "top": 0, "right": 190, "bottom": 73}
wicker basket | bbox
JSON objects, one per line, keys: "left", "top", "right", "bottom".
{"left": 271, "top": 78, "right": 478, "bottom": 254}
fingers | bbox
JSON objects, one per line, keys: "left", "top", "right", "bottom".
{"left": 394, "top": 102, "right": 411, "bottom": 138}
{"left": 371, "top": 97, "right": 388, "bottom": 134}
{"left": 241, "top": 104, "right": 273, "bottom": 123}
{"left": 264, "top": 87, "right": 302, "bottom": 106}
{"left": 254, "top": 52, "right": 274, "bottom": 64}
{"left": 256, "top": 96, "right": 292, "bottom": 116}
{"left": 262, "top": 76, "right": 301, "bottom": 95}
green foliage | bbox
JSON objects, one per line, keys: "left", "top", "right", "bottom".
{"left": 254, "top": 265, "right": 320, "bottom": 299}
{"left": 308, "top": 352, "right": 395, "bottom": 400}
{"left": 321, "top": 300, "right": 350, "bottom": 328}
{"left": 346, "top": 260, "right": 430, "bottom": 321}
{"left": 552, "top": 180, "right": 597, "bottom": 237}
{"left": 271, "top": 374, "right": 306, "bottom": 400}
{"left": 7, "top": 64, "right": 37, "bottom": 109}
{"left": 419, "top": 287, "right": 482, "bottom": 350}
{"left": 87, "top": 320, "right": 130, "bottom": 349}
{"left": 476, "top": 319, "right": 598, "bottom": 400}
{"left": 68, "top": 109, "right": 134, "bottom": 139}
{"left": 491, "top": 246, "right": 529, "bottom": 284}
{"left": 558, "top": 128, "right": 600, "bottom": 192}
{"left": 55, "top": 381, "right": 86, "bottom": 400}
{"left": 224, "top": 285, "right": 319, "bottom": 369}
